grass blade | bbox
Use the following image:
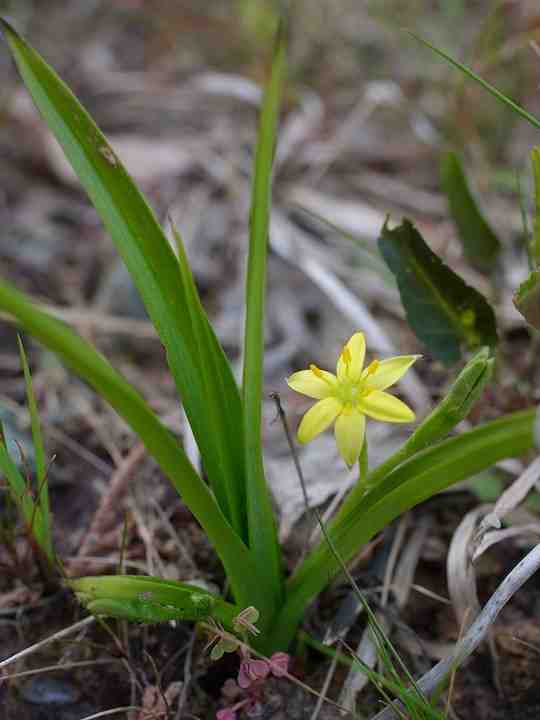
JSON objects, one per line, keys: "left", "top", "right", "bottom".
{"left": 0, "top": 18, "right": 246, "bottom": 539}
{"left": 241, "top": 23, "right": 287, "bottom": 617}
{"left": 0, "top": 427, "right": 52, "bottom": 564}
{"left": 408, "top": 30, "right": 540, "bottom": 131}
{"left": 17, "top": 337, "right": 54, "bottom": 563}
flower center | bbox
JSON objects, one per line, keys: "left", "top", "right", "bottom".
{"left": 336, "top": 358, "right": 380, "bottom": 407}
{"left": 308, "top": 357, "right": 380, "bottom": 409}
{"left": 336, "top": 378, "right": 374, "bottom": 406}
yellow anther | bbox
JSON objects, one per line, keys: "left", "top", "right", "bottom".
{"left": 309, "top": 363, "right": 324, "bottom": 378}
{"left": 366, "top": 359, "right": 380, "bottom": 377}
{"left": 341, "top": 346, "right": 352, "bottom": 366}
{"left": 310, "top": 363, "right": 334, "bottom": 386}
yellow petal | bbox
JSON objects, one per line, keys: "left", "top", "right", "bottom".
{"left": 357, "top": 390, "right": 415, "bottom": 423}
{"left": 297, "top": 397, "right": 342, "bottom": 443}
{"left": 336, "top": 332, "right": 365, "bottom": 382}
{"left": 287, "top": 368, "right": 337, "bottom": 400}
{"left": 364, "top": 355, "right": 421, "bottom": 391}
{"left": 335, "top": 411, "right": 365, "bottom": 467}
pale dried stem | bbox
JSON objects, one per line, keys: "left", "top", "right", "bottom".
{"left": 0, "top": 615, "right": 95, "bottom": 670}
{"left": 371, "top": 543, "right": 540, "bottom": 719}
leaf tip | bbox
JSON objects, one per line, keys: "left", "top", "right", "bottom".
{"left": 0, "top": 16, "right": 19, "bottom": 43}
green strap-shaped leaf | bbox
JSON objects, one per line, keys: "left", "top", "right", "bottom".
{"left": 0, "top": 19, "right": 246, "bottom": 539}
{"left": 271, "top": 408, "right": 535, "bottom": 649}
{"left": 241, "top": 23, "right": 287, "bottom": 618}
{"left": 440, "top": 151, "right": 501, "bottom": 273}
{"left": 0, "top": 278, "right": 266, "bottom": 614}
{"left": 72, "top": 575, "right": 240, "bottom": 629}
{"left": 378, "top": 219, "right": 497, "bottom": 366}
{"left": 171, "top": 223, "right": 247, "bottom": 537}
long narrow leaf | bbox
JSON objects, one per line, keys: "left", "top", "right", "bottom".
{"left": 0, "top": 19, "right": 247, "bottom": 542}
{"left": 172, "top": 224, "right": 246, "bottom": 535}
{"left": 0, "top": 279, "right": 266, "bottom": 613}
{"left": 0, "top": 434, "right": 51, "bottom": 562}
{"left": 271, "top": 408, "right": 535, "bottom": 649}
{"left": 241, "top": 21, "right": 287, "bottom": 619}
{"left": 408, "top": 31, "right": 540, "bottom": 131}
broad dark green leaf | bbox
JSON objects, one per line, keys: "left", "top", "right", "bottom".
{"left": 378, "top": 219, "right": 497, "bottom": 366}
{"left": 0, "top": 18, "right": 246, "bottom": 540}
{"left": 440, "top": 151, "right": 501, "bottom": 272}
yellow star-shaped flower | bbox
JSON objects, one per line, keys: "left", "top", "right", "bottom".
{"left": 287, "top": 332, "right": 419, "bottom": 467}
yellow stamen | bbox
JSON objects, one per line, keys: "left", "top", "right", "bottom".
{"left": 341, "top": 346, "right": 351, "bottom": 367}
{"left": 309, "top": 363, "right": 323, "bottom": 378}
{"left": 310, "top": 364, "right": 333, "bottom": 385}
{"left": 365, "top": 359, "right": 380, "bottom": 376}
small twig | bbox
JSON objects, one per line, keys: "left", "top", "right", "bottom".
{"left": 309, "top": 638, "right": 343, "bottom": 720}
{"left": 129, "top": 499, "right": 163, "bottom": 577}
{"left": 0, "top": 658, "right": 119, "bottom": 682}
{"left": 0, "top": 615, "right": 95, "bottom": 670}
{"left": 75, "top": 442, "right": 147, "bottom": 567}
{"left": 0, "top": 305, "right": 158, "bottom": 340}
{"left": 78, "top": 707, "right": 142, "bottom": 720}
{"left": 174, "top": 630, "right": 195, "bottom": 720}
{"left": 270, "top": 393, "right": 310, "bottom": 510}
{"left": 271, "top": 392, "right": 371, "bottom": 599}
{"left": 144, "top": 650, "right": 171, "bottom": 720}
{"left": 150, "top": 498, "right": 196, "bottom": 571}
